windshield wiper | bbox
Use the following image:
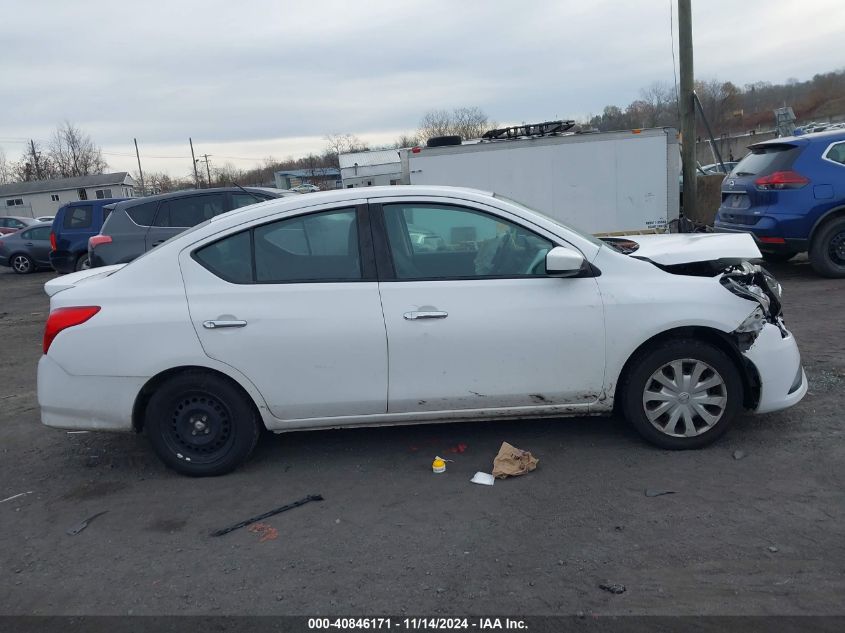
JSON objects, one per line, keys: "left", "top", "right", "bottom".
{"left": 231, "top": 182, "right": 262, "bottom": 203}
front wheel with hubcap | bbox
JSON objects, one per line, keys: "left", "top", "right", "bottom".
{"left": 145, "top": 372, "right": 261, "bottom": 476}
{"left": 621, "top": 339, "right": 743, "bottom": 449}
{"left": 11, "top": 253, "right": 34, "bottom": 274}
{"left": 809, "top": 216, "right": 845, "bottom": 278}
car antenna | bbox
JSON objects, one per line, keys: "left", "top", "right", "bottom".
{"left": 231, "top": 182, "right": 262, "bottom": 203}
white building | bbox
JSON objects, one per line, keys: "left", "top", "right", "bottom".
{"left": 339, "top": 149, "right": 403, "bottom": 188}
{"left": 0, "top": 172, "right": 137, "bottom": 218}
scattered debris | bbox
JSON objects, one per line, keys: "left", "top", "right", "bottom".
{"left": 447, "top": 443, "right": 468, "bottom": 454}
{"left": 210, "top": 494, "right": 323, "bottom": 537}
{"left": 645, "top": 489, "right": 676, "bottom": 497}
{"left": 248, "top": 522, "right": 279, "bottom": 542}
{"left": 66, "top": 511, "right": 108, "bottom": 536}
{"left": 0, "top": 491, "right": 32, "bottom": 504}
{"left": 768, "top": 546, "right": 779, "bottom": 553}
{"left": 492, "top": 442, "right": 539, "bottom": 479}
{"left": 733, "top": 450, "right": 746, "bottom": 460}
{"left": 599, "top": 583, "right": 626, "bottom": 595}
{"left": 470, "top": 472, "right": 495, "bottom": 486}
{"left": 432, "top": 456, "right": 447, "bottom": 473}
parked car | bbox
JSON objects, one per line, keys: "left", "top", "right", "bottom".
{"left": 88, "top": 187, "right": 288, "bottom": 268}
{"left": 39, "top": 186, "right": 805, "bottom": 476}
{"left": 714, "top": 129, "right": 845, "bottom": 276}
{"left": 49, "top": 198, "right": 127, "bottom": 273}
{"left": 289, "top": 183, "right": 319, "bottom": 193}
{"left": 700, "top": 161, "right": 738, "bottom": 175}
{"left": 0, "top": 216, "right": 37, "bottom": 236}
{"left": 0, "top": 222, "right": 53, "bottom": 274}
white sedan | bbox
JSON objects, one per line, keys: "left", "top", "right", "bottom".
{"left": 37, "top": 186, "right": 806, "bottom": 476}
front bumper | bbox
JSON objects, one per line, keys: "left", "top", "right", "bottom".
{"left": 742, "top": 323, "right": 807, "bottom": 414}
{"left": 38, "top": 355, "right": 146, "bottom": 432}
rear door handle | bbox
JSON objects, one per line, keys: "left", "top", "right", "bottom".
{"left": 403, "top": 311, "right": 448, "bottom": 320}
{"left": 203, "top": 320, "right": 247, "bottom": 329}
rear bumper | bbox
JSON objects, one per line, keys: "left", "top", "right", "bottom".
{"left": 712, "top": 224, "right": 808, "bottom": 253}
{"left": 37, "top": 355, "right": 146, "bottom": 432}
{"left": 49, "top": 251, "right": 80, "bottom": 274}
{"left": 742, "top": 323, "right": 807, "bottom": 414}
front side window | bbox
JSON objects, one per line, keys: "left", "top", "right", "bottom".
{"left": 382, "top": 203, "right": 553, "bottom": 280}
{"left": 154, "top": 194, "right": 225, "bottom": 227}
{"left": 194, "top": 208, "right": 361, "bottom": 284}
{"left": 63, "top": 205, "right": 93, "bottom": 229}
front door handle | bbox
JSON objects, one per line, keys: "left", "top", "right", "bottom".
{"left": 203, "top": 319, "right": 248, "bottom": 329}
{"left": 403, "top": 311, "right": 448, "bottom": 321}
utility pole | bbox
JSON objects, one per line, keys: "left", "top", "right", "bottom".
{"left": 29, "top": 140, "right": 43, "bottom": 180}
{"left": 189, "top": 138, "right": 200, "bottom": 188}
{"left": 134, "top": 138, "right": 145, "bottom": 195}
{"left": 196, "top": 154, "right": 213, "bottom": 188}
{"left": 678, "top": 0, "right": 696, "bottom": 222}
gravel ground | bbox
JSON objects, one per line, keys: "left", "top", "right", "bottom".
{"left": 0, "top": 257, "right": 843, "bottom": 617}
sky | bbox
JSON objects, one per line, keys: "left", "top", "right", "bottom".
{"left": 1, "top": 0, "right": 843, "bottom": 177}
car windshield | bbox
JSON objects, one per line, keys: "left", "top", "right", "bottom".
{"left": 492, "top": 193, "right": 610, "bottom": 250}
{"left": 730, "top": 144, "right": 800, "bottom": 177}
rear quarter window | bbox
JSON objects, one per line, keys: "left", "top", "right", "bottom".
{"left": 125, "top": 201, "right": 159, "bottom": 226}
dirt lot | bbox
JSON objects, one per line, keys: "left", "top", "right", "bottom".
{"left": 1, "top": 258, "right": 843, "bottom": 617}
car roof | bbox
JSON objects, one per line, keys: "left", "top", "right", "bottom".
{"left": 1, "top": 215, "right": 37, "bottom": 222}
{"left": 114, "top": 187, "right": 283, "bottom": 209}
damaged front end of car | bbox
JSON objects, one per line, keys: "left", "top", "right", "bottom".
{"left": 719, "top": 261, "right": 787, "bottom": 348}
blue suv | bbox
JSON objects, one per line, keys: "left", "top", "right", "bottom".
{"left": 714, "top": 129, "right": 845, "bottom": 277}
{"left": 49, "top": 198, "right": 127, "bottom": 272}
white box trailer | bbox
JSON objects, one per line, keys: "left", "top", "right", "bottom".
{"left": 400, "top": 127, "right": 680, "bottom": 235}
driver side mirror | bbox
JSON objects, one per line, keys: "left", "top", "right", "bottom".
{"left": 545, "top": 246, "right": 585, "bottom": 276}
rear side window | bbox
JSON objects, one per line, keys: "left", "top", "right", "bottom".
{"left": 193, "top": 208, "right": 361, "bottom": 284}
{"left": 194, "top": 231, "right": 252, "bottom": 284}
{"left": 25, "top": 227, "right": 51, "bottom": 240}
{"left": 731, "top": 144, "right": 801, "bottom": 177}
{"left": 154, "top": 194, "right": 225, "bottom": 227}
{"left": 63, "top": 205, "right": 93, "bottom": 229}
{"left": 126, "top": 202, "right": 159, "bottom": 226}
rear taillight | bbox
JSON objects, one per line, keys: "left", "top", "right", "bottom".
{"left": 754, "top": 171, "right": 809, "bottom": 190}
{"left": 50, "top": 231, "right": 57, "bottom": 251}
{"left": 43, "top": 306, "right": 100, "bottom": 354}
{"left": 88, "top": 234, "right": 112, "bottom": 249}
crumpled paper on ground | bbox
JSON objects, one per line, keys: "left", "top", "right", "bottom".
{"left": 492, "top": 441, "right": 538, "bottom": 479}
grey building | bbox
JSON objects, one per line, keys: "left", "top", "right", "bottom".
{"left": 0, "top": 172, "right": 137, "bottom": 218}
{"left": 339, "top": 149, "right": 403, "bottom": 188}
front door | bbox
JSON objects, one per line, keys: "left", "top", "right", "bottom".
{"left": 373, "top": 199, "right": 606, "bottom": 413}
{"left": 180, "top": 203, "right": 388, "bottom": 421}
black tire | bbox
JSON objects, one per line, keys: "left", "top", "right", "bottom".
{"left": 809, "top": 216, "right": 845, "bottom": 278}
{"left": 426, "top": 135, "right": 462, "bottom": 148}
{"left": 761, "top": 251, "right": 796, "bottom": 264}
{"left": 10, "top": 253, "right": 34, "bottom": 274}
{"left": 74, "top": 253, "right": 91, "bottom": 272}
{"left": 145, "top": 372, "right": 261, "bottom": 476}
{"left": 621, "top": 339, "right": 743, "bottom": 450}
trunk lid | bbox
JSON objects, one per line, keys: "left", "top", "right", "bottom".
{"left": 44, "top": 264, "right": 125, "bottom": 297}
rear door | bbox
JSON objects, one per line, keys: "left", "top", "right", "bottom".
{"left": 146, "top": 193, "right": 226, "bottom": 251}
{"left": 22, "top": 226, "right": 52, "bottom": 265}
{"left": 180, "top": 200, "right": 388, "bottom": 422}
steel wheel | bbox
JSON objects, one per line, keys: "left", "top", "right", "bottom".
{"left": 12, "top": 254, "right": 33, "bottom": 274}
{"left": 75, "top": 254, "right": 91, "bottom": 271}
{"left": 829, "top": 229, "right": 845, "bottom": 267}
{"left": 162, "top": 391, "right": 236, "bottom": 465}
{"left": 642, "top": 358, "right": 727, "bottom": 437}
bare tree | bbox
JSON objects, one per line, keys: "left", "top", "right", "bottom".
{"left": 417, "top": 107, "right": 493, "bottom": 142}
{"left": 0, "top": 148, "right": 11, "bottom": 184}
{"left": 393, "top": 133, "right": 420, "bottom": 148}
{"left": 324, "top": 133, "right": 369, "bottom": 167}
{"left": 48, "top": 121, "right": 108, "bottom": 178}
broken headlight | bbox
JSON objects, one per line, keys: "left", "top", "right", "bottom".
{"left": 722, "top": 277, "right": 771, "bottom": 313}
{"left": 735, "top": 306, "right": 767, "bottom": 334}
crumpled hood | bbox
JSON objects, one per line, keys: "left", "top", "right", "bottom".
{"left": 616, "top": 232, "right": 761, "bottom": 265}
{"left": 44, "top": 264, "right": 126, "bottom": 297}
